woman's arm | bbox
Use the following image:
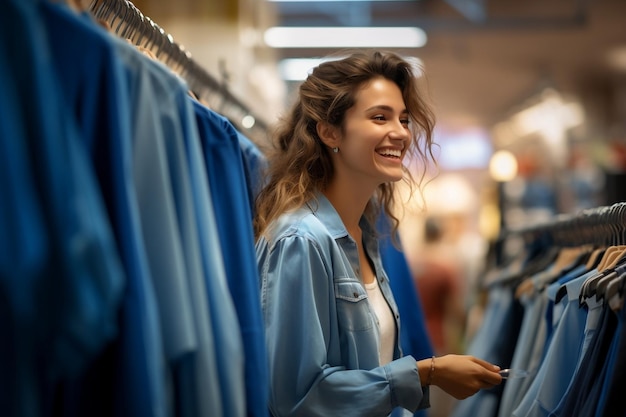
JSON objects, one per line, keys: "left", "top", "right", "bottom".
{"left": 416, "top": 355, "right": 502, "bottom": 399}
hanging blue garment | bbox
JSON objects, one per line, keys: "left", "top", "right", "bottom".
{"left": 546, "top": 283, "right": 605, "bottom": 416}
{"left": 498, "top": 289, "right": 549, "bottom": 417}
{"left": 148, "top": 59, "right": 224, "bottom": 417}
{"left": 512, "top": 271, "right": 590, "bottom": 417}
{"left": 11, "top": 0, "right": 126, "bottom": 377}
{"left": 123, "top": 45, "right": 198, "bottom": 364}
{"left": 2, "top": 1, "right": 125, "bottom": 417}
{"left": 499, "top": 263, "right": 589, "bottom": 417}
{"left": 451, "top": 285, "right": 523, "bottom": 417}
{"left": 0, "top": 1, "right": 49, "bottom": 331}
{"left": 40, "top": 4, "right": 168, "bottom": 416}
{"left": 595, "top": 297, "right": 626, "bottom": 416}
{"left": 551, "top": 302, "right": 616, "bottom": 416}
{"left": 193, "top": 100, "right": 269, "bottom": 417}
{"left": 112, "top": 28, "right": 226, "bottom": 417}
{"left": 183, "top": 96, "right": 247, "bottom": 417}
{"left": 579, "top": 309, "right": 619, "bottom": 417}
{"left": 0, "top": 6, "right": 50, "bottom": 417}
{"left": 236, "top": 131, "right": 268, "bottom": 216}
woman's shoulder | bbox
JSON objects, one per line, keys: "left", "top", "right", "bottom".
{"left": 268, "top": 205, "right": 333, "bottom": 243}
{"left": 258, "top": 196, "right": 348, "bottom": 252}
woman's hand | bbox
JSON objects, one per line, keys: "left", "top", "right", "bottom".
{"left": 418, "top": 354, "right": 502, "bottom": 400}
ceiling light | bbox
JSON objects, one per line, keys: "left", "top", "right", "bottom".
{"left": 264, "top": 26, "right": 427, "bottom": 48}
{"left": 489, "top": 150, "right": 518, "bottom": 182}
{"left": 268, "top": 0, "right": 412, "bottom": 2}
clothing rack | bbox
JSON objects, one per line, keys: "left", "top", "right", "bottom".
{"left": 502, "top": 201, "right": 626, "bottom": 248}
{"left": 88, "top": 0, "right": 270, "bottom": 136}
{"left": 463, "top": 199, "right": 626, "bottom": 417}
{"left": 485, "top": 202, "right": 626, "bottom": 288}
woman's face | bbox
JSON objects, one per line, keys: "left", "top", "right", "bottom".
{"left": 334, "top": 77, "right": 411, "bottom": 188}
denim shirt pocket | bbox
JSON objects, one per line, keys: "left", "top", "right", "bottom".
{"left": 334, "top": 278, "right": 374, "bottom": 332}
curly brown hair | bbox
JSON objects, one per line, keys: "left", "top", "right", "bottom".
{"left": 254, "top": 50, "right": 436, "bottom": 240}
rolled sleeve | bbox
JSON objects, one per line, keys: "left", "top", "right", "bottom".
{"left": 385, "top": 355, "right": 430, "bottom": 412}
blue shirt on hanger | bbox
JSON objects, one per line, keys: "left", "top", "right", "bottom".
{"left": 512, "top": 270, "right": 592, "bottom": 417}
{"left": 194, "top": 100, "right": 269, "bottom": 417}
{"left": 2, "top": 2, "right": 125, "bottom": 417}
{"left": 41, "top": 5, "right": 172, "bottom": 417}
{"left": 236, "top": 131, "right": 268, "bottom": 215}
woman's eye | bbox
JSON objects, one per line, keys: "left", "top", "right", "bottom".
{"left": 373, "top": 115, "right": 386, "bottom": 121}
{"left": 401, "top": 119, "right": 410, "bottom": 126}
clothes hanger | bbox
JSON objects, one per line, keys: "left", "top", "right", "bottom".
{"left": 102, "top": 0, "right": 123, "bottom": 31}
{"left": 89, "top": 0, "right": 109, "bottom": 20}
{"left": 605, "top": 270, "right": 625, "bottom": 311}
{"left": 541, "top": 209, "right": 603, "bottom": 302}
{"left": 532, "top": 244, "right": 593, "bottom": 296}
{"left": 112, "top": 0, "right": 132, "bottom": 36}
{"left": 512, "top": 242, "right": 562, "bottom": 298}
{"left": 118, "top": 2, "right": 139, "bottom": 40}
{"left": 150, "top": 20, "right": 167, "bottom": 58}
{"left": 579, "top": 205, "right": 626, "bottom": 301}
{"left": 129, "top": 6, "right": 148, "bottom": 45}
{"left": 594, "top": 205, "right": 626, "bottom": 302}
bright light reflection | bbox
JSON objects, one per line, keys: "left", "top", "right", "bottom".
{"left": 241, "top": 115, "right": 256, "bottom": 129}
{"left": 268, "top": 0, "right": 411, "bottom": 2}
{"left": 264, "top": 27, "right": 427, "bottom": 48}
{"left": 489, "top": 150, "right": 518, "bottom": 182}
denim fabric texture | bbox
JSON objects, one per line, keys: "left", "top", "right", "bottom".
{"left": 256, "top": 194, "right": 429, "bottom": 417}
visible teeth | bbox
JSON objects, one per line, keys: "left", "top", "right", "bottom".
{"left": 378, "top": 149, "right": 401, "bottom": 158}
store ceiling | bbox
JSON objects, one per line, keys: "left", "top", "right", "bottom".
{"left": 269, "top": 0, "right": 626, "bottom": 130}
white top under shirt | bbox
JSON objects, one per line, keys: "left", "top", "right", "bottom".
{"left": 364, "top": 278, "right": 396, "bottom": 365}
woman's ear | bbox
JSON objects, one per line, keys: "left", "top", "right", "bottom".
{"left": 316, "top": 121, "right": 340, "bottom": 149}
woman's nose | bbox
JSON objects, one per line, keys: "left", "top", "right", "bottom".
{"left": 389, "top": 122, "right": 409, "bottom": 140}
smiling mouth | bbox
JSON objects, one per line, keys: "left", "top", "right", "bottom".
{"left": 377, "top": 149, "right": 402, "bottom": 159}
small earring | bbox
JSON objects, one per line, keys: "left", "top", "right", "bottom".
{"left": 332, "top": 147, "right": 339, "bottom": 153}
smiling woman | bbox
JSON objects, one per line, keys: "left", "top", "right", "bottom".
{"left": 253, "top": 50, "right": 503, "bottom": 417}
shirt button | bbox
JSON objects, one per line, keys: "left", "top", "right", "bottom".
{"left": 353, "top": 292, "right": 359, "bottom": 298}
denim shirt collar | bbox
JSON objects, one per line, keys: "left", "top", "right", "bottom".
{"left": 306, "top": 193, "right": 384, "bottom": 284}
{"left": 307, "top": 193, "right": 378, "bottom": 240}
{"left": 306, "top": 193, "right": 349, "bottom": 239}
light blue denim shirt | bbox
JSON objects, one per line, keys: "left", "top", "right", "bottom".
{"left": 256, "top": 194, "right": 429, "bottom": 417}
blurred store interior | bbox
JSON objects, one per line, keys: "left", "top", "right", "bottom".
{"left": 108, "top": 0, "right": 626, "bottom": 324}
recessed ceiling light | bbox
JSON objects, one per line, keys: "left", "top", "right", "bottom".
{"left": 264, "top": 26, "right": 427, "bottom": 48}
{"left": 268, "top": 0, "right": 412, "bottom": 2}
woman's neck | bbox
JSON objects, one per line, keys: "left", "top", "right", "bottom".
{"left": 322, "top": 180, "right": 373, "bottom": 235}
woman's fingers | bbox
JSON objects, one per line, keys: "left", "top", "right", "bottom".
{"left": 471, "top": 356, "right": 501, "bottom": 372}
{"left": 469, "top": 356, "right": 503, "bottom": 386}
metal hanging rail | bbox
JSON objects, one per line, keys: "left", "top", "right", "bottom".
{"left": 88, "top": 0, "right": 270, "bottom": 137}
